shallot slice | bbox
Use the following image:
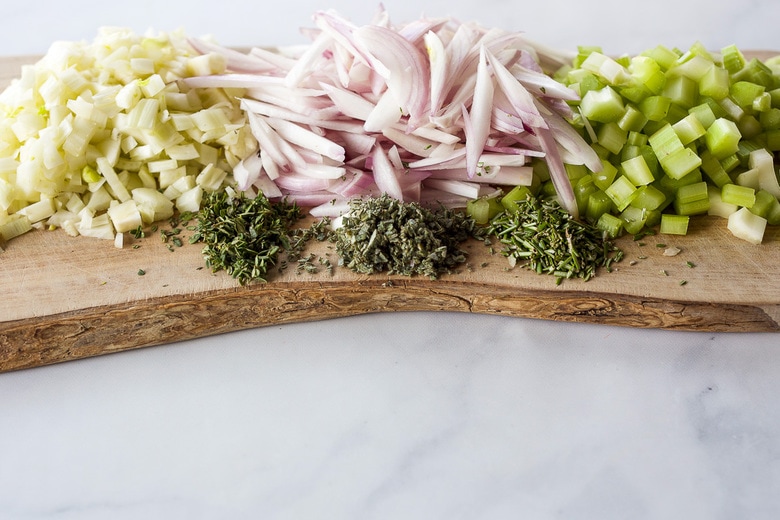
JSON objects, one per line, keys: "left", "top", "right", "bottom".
{"left": 370, "top": 143, "right": 404, "bottom": 200}
{"left": 463, "top": 46, "right": 493, "bottom": 178}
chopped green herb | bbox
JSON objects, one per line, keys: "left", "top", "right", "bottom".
{"left": 190, "top": 191, "right": 305, "bottom": 285}
{"left": 333, "top": 194, "right": 483, "bottom": 279}
{"left": 131, "top": 226, "right": 145, "bottom": 239}
{"left": 137, "top": 269, "right": 146, "bottom": 276}
{"left": 486, "top": 195, "right": 623, "bottom": 283}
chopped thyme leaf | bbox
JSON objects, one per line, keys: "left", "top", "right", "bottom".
{"left": 190, "top": 191, "right": 307, "bottom": 285}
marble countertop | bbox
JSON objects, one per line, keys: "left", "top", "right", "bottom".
{"left": 1, "top": 1, "right": 779, "bottom": 518}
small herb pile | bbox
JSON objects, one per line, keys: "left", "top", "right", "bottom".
{"left": 487, "top": 195, "right": 624, "bottom": 284}
{"left": 190, "top": 191, "right": 311, "bottom": 285}
{"left": 333, "top": 194, "right": 485, "bottom": 279}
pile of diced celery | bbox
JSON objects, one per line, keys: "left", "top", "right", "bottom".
{"left": 548, "top": 43, "right": 780, "bottom": 244}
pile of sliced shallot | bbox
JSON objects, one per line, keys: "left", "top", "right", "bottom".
{"left": 183, "top": 8, "right": 601, "bottom": 218}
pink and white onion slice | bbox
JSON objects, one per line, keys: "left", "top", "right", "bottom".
{"left": 187, "top": 9, "right": 599, "bottom": 216}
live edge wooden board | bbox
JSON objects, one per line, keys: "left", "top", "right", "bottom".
{"left": 1, "top": 53, "right": 779, "bottom": 372}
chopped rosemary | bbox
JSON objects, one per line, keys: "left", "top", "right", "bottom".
{"left": 131, "top": 226, "right": 145, "bottom": 239}
{"left": 333, "top": 194, "right": 484, "bottom": 279}
{"left": 486, "top": 196, "right": 623, "bottom": 284}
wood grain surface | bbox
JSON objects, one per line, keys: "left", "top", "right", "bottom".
{"left": 1, "top": 53, "right": 779, "bottom": 372}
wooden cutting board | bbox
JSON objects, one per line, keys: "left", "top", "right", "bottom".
{"left": 1, "top": 53, "right": 779, "bottom": 372}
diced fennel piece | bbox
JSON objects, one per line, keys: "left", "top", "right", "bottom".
{"left": 107, "top": 199, "right": 143, "bottom": 233}
{"left": 191, "top": 107, "right": 232, "bottom": 132}
{"left": 163, "top": 174, "right": 196, "bottom": 200}
{"left": 659, "top": 213, "right": 690, "bottom": 235}
{"left": 721, "top": 183, "right": 756, "bottom": 208}
{"left": 62, "top": 117, "right": 98, "bottom": 158}
{"left": 705, "top": 118, "right": 741, "bottom": 159}
{"left": 78, "top": 212, "right": 114, "bottom": 240}
{"left": 82, "top": 165, "right": 101, "bottom": 184}
{"left": 605, "top": 175, "right": 639, "bottom": 211}
{"left": 165, "top": 143, "right": 200, "bottom": 161}
{"left": 0, "top": 215, "right": 33, "bottom": 241}
{"left": 18, "top": 197, "right": 56, "bottom": 223}
{"left": 114, "top": 230, "right": 126, "bottom": 249}
{"left": 186, "top": 52, "right": 227, "bottom": 77}
{"left": 176, "top": 186, "right": 203, "bottom": 213}
{"left": 194, "top": 143, "right": 220, "bottom": 168}
{"left": 621, "top": 155, "right": 655, "bottom": 186}
{"left": 707, "top": 185, "right": 738, "bottom": 218}
{"left": 196, "top": 164, "right": 228, "bottom": 192}
{"left": 116, "top": 80, "right": 142, "bottom": 109}
{"left": 159, "top": 166, "right": 187, "bottom": 189}
{"left": 65, "top": 193, "right": 86, "bottom": 214}
{"left": 596, "top": 212, "right": 624, "bottom": 238}
{"left": 147, "top": 158, "right": 178, "bottom": 173}
{"left": 727, "top": 206, "right": 766, "bottom": 244}
{"left": 138, "top": 74, "right": 166, "bottom": 98}
{"left": 132, "top": 187, "right": 174, "bottom": 223}
{"left": 580, "top": 86, "right": 626, "bottom": 123}
{"left": 127, "top": 98, "right": 160, "bottom": 130}
{"left": 96, "top": 157, "right": 131, "bottom": 202}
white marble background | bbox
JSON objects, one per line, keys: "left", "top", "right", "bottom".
{"left": 1, "top": 1, "right": 780, "bottom": 519}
